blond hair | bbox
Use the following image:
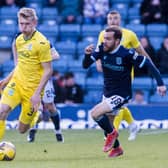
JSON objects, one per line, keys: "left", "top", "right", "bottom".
{"left": 17, "top": 7, "right": 38, "bottom": 21}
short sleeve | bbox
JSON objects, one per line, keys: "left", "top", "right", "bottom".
{"left": 39, "top": 40, "right": 52, "bottom": 63}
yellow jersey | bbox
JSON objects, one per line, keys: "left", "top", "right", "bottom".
{"left": 14, "top": 30, "right": 52, "bottom": 88}
{"left": 97, "top": 28, "right": 140, "bottom": 49}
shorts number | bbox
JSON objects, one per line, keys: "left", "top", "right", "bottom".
{"left": 110, "top": 96, "right": 122, "bottom": 106}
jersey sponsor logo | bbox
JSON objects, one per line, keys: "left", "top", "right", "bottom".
{"left": 40, "top": 42, "right": 46, "bottom": 45}
{"left": 104, "top": 63, "right": 124, "bottom": 71}
{"left": 116, "top": 57, "right": 122, "bottom": 65}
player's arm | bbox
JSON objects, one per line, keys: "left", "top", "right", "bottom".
{"left": 31, "top": 61, "right": 53, "bottom": 111}
{"left": 83, "top": 44, "right": 95, "bottom": 69}
{"left": 96, "top": 31, "right": 104, "bottom": 72}
{"left": 12, "top": 40, "right": 18, "bottom": 66}
{"left": 135, "top": 44, "right": 150, "bottom": 58}
{"left": 50, "top": 44, "right": 60, "bottom": 60}
{"left": 131, "top": 53, "right": 166, "bottom": 96}
{"left": 0, "top": 71, "right": 14, "bottom": 93}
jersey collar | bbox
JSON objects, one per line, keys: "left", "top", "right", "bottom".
{"left": 110, "top": 44, "right": 121, "bottom": 54}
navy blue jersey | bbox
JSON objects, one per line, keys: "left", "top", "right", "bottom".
{"left": 83, "top": 44, "right": 164, "bottom": 98}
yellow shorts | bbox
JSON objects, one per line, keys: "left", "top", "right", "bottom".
{"left": 0, "top": 77, "right": 38, "bottom": 125}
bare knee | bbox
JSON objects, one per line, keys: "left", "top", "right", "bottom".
{"left": 18, "top": 122, "right": 29, "bottom": 134}
{"left": 91, "top": 110, "right": 98, "bottom": 120}
{"left": 0, "top": 104, "right": 11, "bottom": 120}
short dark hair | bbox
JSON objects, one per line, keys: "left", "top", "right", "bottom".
{"left": 64, "top": 72, "right": 74, "bottom": 79}
{"left": 105, "top": 26, "right": 122, "bottom": 40}
{"left": 108, "top": 10, "right": 120, "bottom": 16}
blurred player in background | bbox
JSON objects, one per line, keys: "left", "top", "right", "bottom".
{"left": 96, "top": 10, "right": 151, "bottom": 141}
{"left": 83, "top": 26, "right": 166, "bottom": 158}
{"left": 0, "top": 7, "right": 52, "bottom": 140}
{"left": 26, "top": 45, "right": 64, "bottom": 143}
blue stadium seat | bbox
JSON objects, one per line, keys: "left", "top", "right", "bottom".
{"left": 149, "top": 36, "right": 164, "bottom": 50}
{"left": 42, "top": 8, "right": 58, "bottom": 20}
{"left": 55, "top": 41, "right": 76, "bottom": 56}
{"left": 125, "top": 24, "right": 146, "bottom": 37}
{"left": 68, "top": 60, "right": 85, "bottom": 73}
{"left": 81, "top": 24, "right": 102, "bottom": 40}
{"left": 146, "top": 24, "right": 167, "bottom": 37}
{"left": 110, "top": 0, "right": 131, "bottom": 5}
{"left": 128, "top": 6, "right": 140, "bottom": 21}
{"left": 111, "top": 3, "right": 128, "bottom": 21}
{"left": 59, "top": 24, "right": 80, "bottom": 42}
{"left": 2, "top": 60, "right": 14, "bottom": 75}
{"left": 150, "top": 93, "right": 168, "bottom": 103}
{"left": 76, "top": 41, "right": 91, "bottom": 56}
{"left": 84, "top": 89, "right": 102, "bottom": 103}
{"left": 0, "top": 23, "right": 16, "bottom": 37}
{"left": 52, "top": 59, "right": 68, "bottom": 73}
{"left": 0, "top": 7, "right": 19, "bottom": 20}
{"left": 38, "top": 24, "right": 58, "bottom": 39}
{"left": 132, "top": 77, "right": 153, "bottom": 90}
{"left": 0, "top": 36, "right": 12, "bottom": 49}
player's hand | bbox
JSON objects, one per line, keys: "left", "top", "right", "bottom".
{"left": 85, "top": 44, "right": 94, "bottom": 55}
{"left": 0, "top": 79, "right": 7, "bottom": 94}
{"left": 96, "top": 60, "right": 103, "bottom": 72}
{"left": 157, "top": 85, "right": 167, "bottom": 96}
{"left": 30, "top": 93, "right": 41, "bottom": 112}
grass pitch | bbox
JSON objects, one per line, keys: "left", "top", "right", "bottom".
{"left": 1, "top": 129, "right": 168, "bottom": 168}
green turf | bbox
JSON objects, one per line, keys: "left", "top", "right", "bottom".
{"left": 1, "top": 129, "right": 168, "bottom": 168}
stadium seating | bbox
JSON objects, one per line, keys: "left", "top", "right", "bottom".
{"left": 126, "top": 24, "right": 146, "bottom": 37}
{"left": 0, "top": 7, "right": 18, "bottom": 20}
{"left": 0, "top": 36, "right": 12, "bottom": 49}
{"left": 59, "top": 24, "right": 80, "bottom": 42}
{"left": 55, "top": 41, "right": 77, "bottom": 57}
{"left": 149, "top": 36, "right": 164, "bottom": 50}
{"left": 38, "top": 24, "right": 58, "bottom": 40}
{"left": 146, "top": 24, "right": 167, "bottom": 37}
{"left": 42, "top": 7, "right": 58, "bottom": 20}
{"left": 81, "top": 24, "right": 102, "bottom": 40}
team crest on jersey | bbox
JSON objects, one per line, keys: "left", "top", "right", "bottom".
{"left": 27, "top": 44, "right": 32, "bottom": 50}
{"left": 103, "top": 55, "right": 107, "bottom": 60}
{"left": 116, "top": 57, "right": 122, "bottom": 65}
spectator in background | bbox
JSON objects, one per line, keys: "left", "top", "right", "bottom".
{"left": 134, "top": 36, "right": 157, "bottom": 77}
{"left": 157, "top": 37, "right": 168, "bottom": 75}
{"left": 0, "top": 0, "right": 25, "bottom": 8}
{"left": 140, "top": 0, "right": 163, "bottom": 24}
{"left": 52, "top": 70, "right": 66, "bottom": 103}
{"left": 59, "top": 0, "right": 83, "bottom": 24}
{"left": 160, "top": 0, "right": 168, "bottom": 23}
{"left": 64, "top": 72, "right": 84, "bottom": 104}
{"left": 83, "top": 0, "right": 109, "bottom": 24}
{"left": 46, "top": 0, "right": 61, "bottom": 8}
{"left": 131, "top": 90, "right": 148, "bottom": 105}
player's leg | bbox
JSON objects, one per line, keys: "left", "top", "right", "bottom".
{"left": 18, "top": 93, "right": 40, "bottom": 134}
{"left": 44, "top": 102, "right": 64, "bottom": 142}
{"left": 42, "top": 79, "right": 64, "bottom": 142}
{"left": 0, "top": 104, "right": 11, "bottom": 140}
{"left": 0, "top": 80, "right": 20, "bottom": 139}
{"left": 27, "top": 103, "right": 43, "bottom": 142}
{"left": 123, "top": 107, "right": 139, "bottom": 141}
{"left": 91, "top": 100, "right": 119, "bottom": 153}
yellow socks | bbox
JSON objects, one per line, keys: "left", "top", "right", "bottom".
{"left": 122, "top": 107, "right": 134, "bottom": 124}
{"left": 0, "top": 120, "right": 5, "bottom": 140}
{"left": 114, "top": 107, "right": 134, "bottom": 129}
{"left": 30, "top": 111, "right": 40, "bottom": 128}
{"left": 114, "top": 109, "right": 124, "bottom": 130}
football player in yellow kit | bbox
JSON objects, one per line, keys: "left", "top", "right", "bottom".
{"left": 96, "top": 10, "right": 150, "bottom": 141}
{"left": 0, "top": 7, "right": 53, "bottom": 140}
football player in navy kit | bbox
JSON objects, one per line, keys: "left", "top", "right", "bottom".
{"left": 82, "top": 26, "right": 166, "bottom": 158}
